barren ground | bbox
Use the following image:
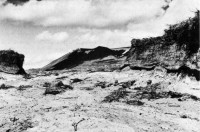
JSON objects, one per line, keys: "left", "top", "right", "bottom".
{"left": 0, "top": 69, "right": 200, "bottom": 132}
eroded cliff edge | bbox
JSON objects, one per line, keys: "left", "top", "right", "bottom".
{"left": 127, "top": 11, "right": 199, "bottom": 79}
{"left": 0, "top": 50, "right": 26, "bottom": 74}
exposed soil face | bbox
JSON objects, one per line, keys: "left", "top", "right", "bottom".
{"left": 127, "top": 12, "right": 200, "bottom": 71}
{"left": 0, "top": 69, "right": 199, "bottom": 132}
{"left": 0, "top": 50, "right": 26, "bottom": 75}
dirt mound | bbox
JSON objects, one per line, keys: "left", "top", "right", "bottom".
{"left": 0, "top": 50, "right": 26, "bottom": 74}
{"left": 42, "top": 46, "right": 129, "bottom": 71}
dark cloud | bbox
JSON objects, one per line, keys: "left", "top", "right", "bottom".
{"left": 3, "top": 0, "right": 41, "bottom": 6}
{"left": 162, "top": 0, "right": 173, "bottom": 12}
{"left": 0, "top": 0, "right": 167, "bottom": 28}
{"left": 162, "top": 5, "right": 170, "bottom": 11}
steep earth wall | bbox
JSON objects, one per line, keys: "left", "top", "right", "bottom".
{"left": 127, "top": 12, "right": 200, "bottom": 75}
{"left": 0, "top": 50, "right": 26, "bottom": 74}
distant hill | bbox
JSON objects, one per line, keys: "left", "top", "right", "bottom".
{"left": 42, "top": 46, "right": 130, "bottom": 71}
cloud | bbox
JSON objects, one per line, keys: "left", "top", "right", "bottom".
{"left": 0, "top": 0, "right": 169, "bottom": 28}
{"left": 1, "top": 0, "right": 200, "bottom": 70}
{"left": 3, "top": 0, "right": 30, "bottom": 5}
{"left": 3, "top": 0, "right": 42, "bottom": 5}
{"left": 36, "top": 31, "right": 69, "bottom": 42}
{"left": 161, "top": 0, "right": 200, "bottom": 24}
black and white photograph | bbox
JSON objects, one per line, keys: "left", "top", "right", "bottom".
{"left": 0, "top": 0, "right": 199, "bottom": 131}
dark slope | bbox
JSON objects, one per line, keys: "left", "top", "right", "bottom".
{"left": 0, "top": 50, "right": 26, "bottom": 74}
{"left": 127, "top": 11, "right": 200, "bottom": 75}
{"left": 42, "top": 46, "right": 129, "bottom": 71}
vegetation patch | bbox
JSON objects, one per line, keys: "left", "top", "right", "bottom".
{"left": 133, "top": 83, "right": 200, "bottom": 101}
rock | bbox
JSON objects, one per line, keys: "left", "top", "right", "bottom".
{"left": 54, "top": 73, "right": 59, "bottom": 76}
{"left": 44, "top": 81, "right": 73, "bottom": 95}
{"left": 180, "top": 114, "right": 188, "bottom": 119}
{"left": 126, "top": 100, "right": 144, "bottom": 106}
{"left": 120, "top": 64, "right": 131, "bottom": 71}
{"left": 17, "top": 85, "right": 32, "bottom": 91}
{"left": 54, "top": 81, "right": 64, "bottom": 87}
{"left": 0, "top": 84, "right": 6, "bottom": 89}
{"left": 147, "top": 80, "right": 152, "bottom": 85}
{"left": 121, "top": 66, "right": 131, "bottom": 71}
{"left": 84, "top": 87, "right": 94, "bottom": 91}
{"left": 120, "top": 80, "right": 136, "bottom": 88}
{"left": 43, "top": 82, "right": 51, "bottom": 87}
{"left": 0, "top": 77, "right": 5, "bottom": 80}
{"left": 0, "top": 50, "right": 26, "bottom": 74}
{"left": 44, "top": 88, "right": 62, "bottom": 95}
{"left": 95, "top": 82, "right": 107, "bottom": 88}
{"left": 153, "top": 66, "right": 167, "bottom": 77}
{"left": 114, "top": 80, "right": 119, "bottom": 86}
{"left": 95, "top": 81, "right": 113, "bottom": 89}
{"left": 168, "top": 91, "right": 183, "bottom": 98}
{"left": 23, "top": 74, "right": 32, "bottom": 79}
{"left": 71, "top": 78, "right": 83, "bottom": 83}
{"left": 103, "top": 88, "right": 129, "bottom": 102}
{"left": 56, "top": 76, "right": 68, "bottom": 80}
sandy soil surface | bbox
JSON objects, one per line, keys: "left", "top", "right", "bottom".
{"left": 0, "top": 69, "right": 200, "bottom": 132}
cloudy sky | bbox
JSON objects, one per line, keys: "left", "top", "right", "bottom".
{"left": 0, "top": 0, "right": 199, "bottom": 69}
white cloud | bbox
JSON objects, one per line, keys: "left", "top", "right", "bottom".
{"left": 0, "top": 0, "right": 199, "bottom": 37}
{"left": 127, "top": 0, "right": 200, "bottom": 38}
{"left": 161, "top": 0, "right": 200, "bottom": 24}
{"left": 0, "top": 0, "right": 6, "bottom": 5}
{"left": 78, "top": 32, "right": 99, "bottom": 42}
{"left": 0, "top": 0, "right": 167, "bottom": 28}
{"left": 1, "top": 0, "right": 200, "bottom": 69}
{"left": 36, "top": 31, "right": 69, "bottom": 42}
